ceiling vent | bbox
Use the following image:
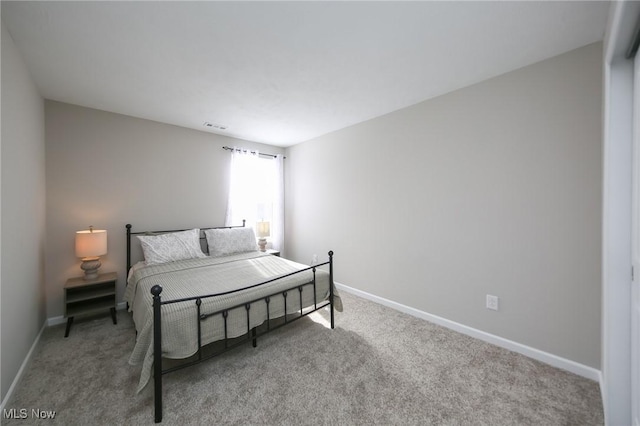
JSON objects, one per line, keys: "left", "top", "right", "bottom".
{"left": 203, "top": 122, "right": 227, "bottom": 130}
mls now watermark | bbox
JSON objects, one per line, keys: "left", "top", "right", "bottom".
{"left": 3, "top": 408, "right": 56, "bottom": 420}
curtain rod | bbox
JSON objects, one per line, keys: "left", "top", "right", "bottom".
{"left": 222, "top": 146, "right": 285, "bottom": 159}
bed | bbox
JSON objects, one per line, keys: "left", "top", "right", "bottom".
{"left": 124, "top": 223, "right": 340, "bottom": 423}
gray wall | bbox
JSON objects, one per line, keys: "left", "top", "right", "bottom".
{"left": 45, "top": 101, "right": 284, "bottom": 318}
{"left": 1, "top": 23, "right": 47, "bottom": 402}
{"left": 285, "top": 43, "right": 603, "bottom": 368}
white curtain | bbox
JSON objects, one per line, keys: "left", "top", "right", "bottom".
{"left": 225, "top": 149, "right": 285, "bottom": 253}
{"left": 271, "top": 154, "right": 284, "bottom": 252}
{"left": 225, "top": 149, "right": 261, "bottom": 227}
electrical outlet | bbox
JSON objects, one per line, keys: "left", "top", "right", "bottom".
{"left": 312, "top": 254, "right": 318, "bottom": 264}
{"left": 486, "top": 294, "right": 499, "bottom": 311}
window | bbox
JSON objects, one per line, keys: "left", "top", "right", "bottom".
{"left": 225, "top": 149, "right": 284, "bottom": 251}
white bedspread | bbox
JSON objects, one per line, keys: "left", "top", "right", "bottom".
{"left": 124, "top": 251, "right": 341, "bottom": 392}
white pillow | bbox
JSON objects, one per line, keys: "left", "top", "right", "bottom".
{"left": 205, "top": 227, "right": 258, "bottom": 257}
{"left": 137, "top": 229, "right": 206, "bottom": 265}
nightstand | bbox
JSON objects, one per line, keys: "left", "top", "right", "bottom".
{"left": 265, "top": 249, "right": 280, "bottom": 257}
{"left": 64, "top": 272, "right": 117, "bottom": 337}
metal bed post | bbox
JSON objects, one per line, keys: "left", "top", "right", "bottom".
{"left": 329, "top": 251, "right": 334, "bottom": 329}
{"left": 126, "top": 224, "right": 132, "bottom": 274}
{"left": 151, "top": 285, "right": 163, "bottom": 423}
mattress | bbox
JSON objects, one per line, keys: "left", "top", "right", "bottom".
{"left": 124, "top": 251, "right": 341, "bottom": 392}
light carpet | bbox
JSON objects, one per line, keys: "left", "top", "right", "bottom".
{"left": 3, "top": 291, "right": 603, "bottom": 425}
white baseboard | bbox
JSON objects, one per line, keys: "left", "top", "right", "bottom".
{"left": 47, "top": 316, "right": 66, "bottom": 326}
{"left": 335, "top": 282, "right": 601, "bottom": 382}
{"left": 0, "top": 321, "right": 46, "bottom": 412}
{"left": 47, "top": 302, "right": 128, "bottom": 326}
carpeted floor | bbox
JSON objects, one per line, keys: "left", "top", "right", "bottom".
{"left": 3, "top": 291, "right": 603, "bottom": 425}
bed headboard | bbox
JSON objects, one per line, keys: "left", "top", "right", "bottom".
{"left": 125, "top": 220, "right": 246, "bottom": 275}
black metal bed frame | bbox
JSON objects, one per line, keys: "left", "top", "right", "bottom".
{"left": 125, "top": 224, "right": 335, "bottom": 423}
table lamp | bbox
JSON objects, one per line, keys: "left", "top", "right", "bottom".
{"left": 76, "top": 226, "right": 107, "bottom": 280}
{"left": 256, "top": 221, "right": 270, "bottom": 252}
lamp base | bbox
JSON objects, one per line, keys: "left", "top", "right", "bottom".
{"left": 81, "top": 257, "right": 102, "bottom": 280}
{"left": 258, "top": 238, "right": 267, "bottom": 252}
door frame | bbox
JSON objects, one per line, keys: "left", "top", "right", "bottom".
{"left": 632, "top": 45, "right": 640, "bottom": 426}
{"left": 602, "top": 2, "right": 638, "bottom": 425}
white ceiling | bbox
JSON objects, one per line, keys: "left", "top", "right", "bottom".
{"left": 2, "top": 1, "right": 610, "bottom": 147}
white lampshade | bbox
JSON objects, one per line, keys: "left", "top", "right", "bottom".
{"left": 75, "top": 228, "right": 107, "bottom": 258}
{"left": 256, "top": 221, "right": 270, "bottom": 238}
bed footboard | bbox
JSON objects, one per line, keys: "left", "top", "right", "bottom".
{"left": 150, "top": 251, "right": 335, "bottom": 423}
